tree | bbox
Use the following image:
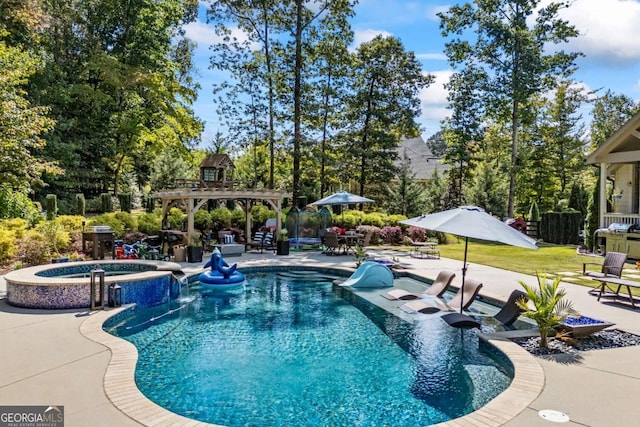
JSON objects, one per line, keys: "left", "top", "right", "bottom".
{"left": 344, "top": 35, "right": 432, "bottom": 196}
{"left": 423, "top": 168, "right": 447, "bottom": 214}
{"left": 384, "top": 158, "right": 425, "bottom": 218}
{"left": 0, "top": 42, "right": 61, "bottom": 190}
{"left": 464, "top": 162, "right": 508, "bottom": 217}
{"left": 439, "top": 0, "right": 581, "bottom": 217}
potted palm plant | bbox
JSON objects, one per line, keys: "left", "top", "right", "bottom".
{"left": 517, "top": 273, "right": 576, "bottom": 348}
{"left": 276, "top": 228, "right": 289, "bottom": 255}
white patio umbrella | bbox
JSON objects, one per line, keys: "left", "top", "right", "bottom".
{"left": 311, "top": 191, "right": 374, "bottom": 225}
{"left": 401, "top": 206, "right": 538, "bottom": 326}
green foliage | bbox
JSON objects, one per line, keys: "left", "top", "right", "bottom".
{"left": 166, "top": 207, "right": 185, "bottom": 230}
{"left": 87, "top": 214, "right": 125, "bottom": 238}
{"left": 145, "top": 196, "right": 156, "bottom": 213}
{"left": 34, "top": 221, "right": 71, "bottom": 255}
{"left": 0, "top": 228, "right": 16, "bottom": 262}
{"left": 73, "top": 194, "right": 85, "bottom": 216}
{"left": 517, "top": 274, "right": 576, "bottom": 348}
{"left": 385, "top": 158, "right": 425, "bottom": 217}
{"left": 137, "top": 212, "right": 162, "bottom": 236}
{"left": 194, "top": 209, "right": 212, "bottom": 231}
{"left": 100, "top": 194, "right": 114, "bottom": 213}
{"left": 0, "top": 185, "right": 41, "bottom": 225}
{"left": 464, "top": 162, "right": 509, "bottom": 218}
{"left": 210, "top": 207, "right": 232, "bottom": 228}
{"left": 0, "top": 218, "right": 28, "bottom": 239}
{"left": 230, "top": 209, "right": 246, "bottom": 228}
{"left": 118, "top": 193, "right": 132, "bottom": 213}
{"left": 0, "top": 42, "right": 61, "bottom": 190}
{"left": 528, "top": 201, "right": 541, "bottom": 221}
{"left": 385, "top": 214, "right": 408, "bottom": 226}
{"left": 114, "top": 212, "right": 137, "bottom": 232}
{"left": 585, "top": 177, "right": 599, "bottom": 251}
{"left": 423, "top": 168, "right": 446, "bottom": 214}
{"left": 250, "top": 205, "right": 274, "bottom": 228}
{"left": 45, "top": 194, "right": 57, "bottom": 220}
{"left": 149, "top": 148, "right": 196, "bottom": 191}
{"left": 55, "top": 215, "right": 85, "bottom": 234}
{"left": 352, "top": 244, "right": 368, "bottom": 267}
{"left": 362, "top": 213, "right": 384, "bottom": 228}
{"left": 19, "top": 232, "right": 50, "bottom": 266}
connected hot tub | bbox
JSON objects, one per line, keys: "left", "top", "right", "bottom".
{"left": 4, "top": 260, "right": 186, "bottom": 309}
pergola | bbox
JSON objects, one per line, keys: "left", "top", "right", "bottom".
{"left": 152, "top": 188, "right": 292, "bottom": 241}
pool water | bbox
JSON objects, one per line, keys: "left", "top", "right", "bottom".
{"left": 105, "top": 271, "right": 512, "bottom": 427}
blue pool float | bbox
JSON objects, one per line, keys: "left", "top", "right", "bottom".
{"left": 199, "top": 248, "right": 245, "bottom": 288}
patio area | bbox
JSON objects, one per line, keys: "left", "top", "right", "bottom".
{"left": 1, "top": 249, "right": 639, "bottom": 426}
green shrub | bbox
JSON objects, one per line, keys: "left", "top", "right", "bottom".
{"left": 0, "top": 218, "right": 28, "bottom": 239}
{"left": 211, "top": 207, "right": 233, "bottom": 228}
{"left": 0, "top": 228, "right": 16, "bottom": 262}
{"left": 35, "top": 221, "right": 71, "bottom": 255}
{"left": 55, "top": 215, "right": 85, "bottom": 233}
{"left": 0, "top": 185, "right": 40, "bottom": 224}
{"left": 385, "top": 214, "right": 408, "bottom": 226}
{"left": 230, "top": 209, "right": 246, "bottom": 227}
{"left": 137, "top": 212, "right": 162, "bottom": 236}
{"left": 87, "top": 213, "right": 125, "bottom": 238}
{"left": 114, "top": 211, "right": 137, "bottom": 232}
{"left": 20, "top": 232, "right": 50, "bottom": 266}
{"left": 45, "top": 194, "right": 57, "bottom": 220}
{"left": 167, "top": 207, "right": 186, "bottom": 230}
{"left": 74, "top": 194, "right": 86, "bottom": 216}
{"left": 118, "top": 193, "right": 132, "bottom": 213}
{"left": 362, "top": 212, "right": 385, "bottom": 228}
{"left": 100, "top": 193, "right": 114, "bottom": 213}
{"left": 250, "top": 205, "right": 273, "bottom": 228}
{"left": 194, "top": 209, "right": 212, "bottom": 231}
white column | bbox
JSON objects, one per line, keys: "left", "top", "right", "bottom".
{"left": 600, "top": 163, "right": 607, "bottom": 227}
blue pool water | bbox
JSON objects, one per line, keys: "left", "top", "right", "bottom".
{"left": 105, "top": 271, "right": 512, "bottom": 426}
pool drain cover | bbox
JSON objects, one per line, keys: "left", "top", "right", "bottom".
{"left": 538, "top": 409, "right": 570, "bottom": 423}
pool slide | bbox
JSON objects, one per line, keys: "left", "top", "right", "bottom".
{"left": 339, "top": 261, "right": 394, "bottom": 288}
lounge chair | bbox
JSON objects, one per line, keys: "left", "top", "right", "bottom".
{"left": 401, "top": 278, "right": 483, "bottom": 314}
{"left": 383, "top": 270, "right": 455, "bottom": 300}
{"left": 582, "top": 251, "right": 627, "bottom": 295}
{"left": 493, "top": 289, "right": 528, "bottom": 326}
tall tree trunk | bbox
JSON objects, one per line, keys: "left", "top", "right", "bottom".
{"left": 292, "top": 0, "right": 303, "bottom": 201}
{"left": 262, "top": 7, "right": 275, "bottom": 190}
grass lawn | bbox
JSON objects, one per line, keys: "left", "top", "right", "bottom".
{"left": 396, "top": 238, "right": 639, "bottom": 295}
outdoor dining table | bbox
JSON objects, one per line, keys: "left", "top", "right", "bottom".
{"left": 409, "top": 241, "right": 440, "bottom": 259}
{"left": 339, "top": 233, "right": 364, "bottom": 255}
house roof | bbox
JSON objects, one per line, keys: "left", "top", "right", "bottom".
{"left": 199, "top": 153, "right": 235, "bottom": 169}
{"left": 395, "top": 136, "right": 448, "bottom": 180}
{"left": 586, "top": 109, "right": 640, "bottom": 164}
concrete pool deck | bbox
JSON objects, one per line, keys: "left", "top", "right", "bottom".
{"left": 0, "top": 249, "right": 639, "bottom": 426}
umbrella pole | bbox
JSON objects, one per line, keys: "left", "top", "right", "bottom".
{"left": 461, "top": 237, "right": 469, "bottom": 314}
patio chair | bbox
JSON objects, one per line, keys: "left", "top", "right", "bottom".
{"left": 383, "top": 270, "right": 455, "bottom": 300}
{"left": 323, "top": 231, "right": 342, "bottom": 256}
{"left": 493, "top": 289, "right": 528, "bottom": 326}
{"left": 401, "top": 278, "right": 483, "bottom": 314}
{"left": 582, "top": 251, "right": 627, "bottom": 295}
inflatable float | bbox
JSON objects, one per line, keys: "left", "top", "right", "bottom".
{"left": 199, "top": 248, "right": 245, "bottom": 289}
{"left": 339, "top": 261, "right": 393, "bottom": 288}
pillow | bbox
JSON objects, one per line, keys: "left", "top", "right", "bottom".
{"left": 224, "top": 234, "right": 234, "bottom": 244}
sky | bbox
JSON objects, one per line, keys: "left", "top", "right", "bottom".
{"left": 184, "top": 0, "right": 640, "bottom": 146}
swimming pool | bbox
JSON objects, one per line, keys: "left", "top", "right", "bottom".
{"left": 105, "top": 270, "right": 513, "bottom": 426}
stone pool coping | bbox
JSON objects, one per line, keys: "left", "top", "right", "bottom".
{"left": 79, "top": 268, "right": 545, "bottom": 427}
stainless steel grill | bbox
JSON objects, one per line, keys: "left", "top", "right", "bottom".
{"left": 607, "top": 223, "right": 640, "bottom": 233}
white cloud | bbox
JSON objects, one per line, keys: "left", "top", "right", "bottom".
{"left": 183, "top": 21, "right": 259, "bottom": 51}
{"left": 416, "top": 52, "right": 448, "bottom": 61}
{"left": 352, "top": 29, "right": 394, "bottom": 49}
{"left": 419, "top": 70, "right": 452, "bottom": 127}
{"left": 550, "top": 0, "right": 640, "bottom": 64}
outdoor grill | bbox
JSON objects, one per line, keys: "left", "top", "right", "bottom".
{"left": 594, "top": 222, "right": 640, "bottom": 257}
{"left": 606, "top": 223, "right": 640, "bottom": 233}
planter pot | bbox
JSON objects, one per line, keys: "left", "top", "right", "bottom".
{"left": 173, "top": 246, "right": 187, "bottom": 262}
{"left": 276, "top": 240, "right": 290, "bottom": 255}
{"left": 187, "top": 245, "right": 203, "bottom": 263}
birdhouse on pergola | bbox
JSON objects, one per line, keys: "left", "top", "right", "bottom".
{"left": 199, "top": 153, "right": 235, "bottom": 187}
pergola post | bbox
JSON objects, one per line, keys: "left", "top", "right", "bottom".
{"left": 600, "top": 163, "right": 607, "bottom": 227}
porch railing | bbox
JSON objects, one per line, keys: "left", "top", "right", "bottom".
{"left": 603, "top": 213, "right": 640, "bottom": 227}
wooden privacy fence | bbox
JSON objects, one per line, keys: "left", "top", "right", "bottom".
{"left": 540, "top": 212, "right": 582, "bottom": 245}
